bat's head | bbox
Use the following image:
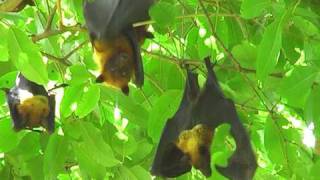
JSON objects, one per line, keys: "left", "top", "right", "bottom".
{"left": 93, "top": 36, "right": 135, "bottom": 95}
{"left": 175, "top": 124, "right": 213, "bottom": 177}
{"left": 96, "top": 51, "right": 134, "bottom": 95}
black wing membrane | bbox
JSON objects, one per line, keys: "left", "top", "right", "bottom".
{"left": 201, "top": 58, "right": 257, "bottom": 179}
{"left": 83, "top": 0, "right": 119, "bottom": 39}
{"left": 150, "top": 71, "right": 200, "bottom": 177}
{"left": 46, "top": 95, "right": 56, "bottom": 133}
{"left": 83, "top": 0, "right": 153, "bottom": 40}
{"left": 16, "top": 74, "right": 47, "bottom": 96}
{"left": 124, "top": 27, "right": 144, "bottom": 87}
{"left": 6, "top": 87, "right": 24, "bottom": 131}
{"left": 151, "top": 57, "right": 257, "bottom": 179}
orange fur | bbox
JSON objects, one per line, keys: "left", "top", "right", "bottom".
{"left": 93, "top": 35, "right": 135, "bottom": 91}
{"left": 175, "top": 124, "right": 213, "bottom": 170}
{"left": 17, "top": 95, "right": 49, "bottom": 128}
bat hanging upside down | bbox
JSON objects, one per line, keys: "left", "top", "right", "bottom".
{"left": 4, "top": 74, "right": 56, "bottom": 133}
{"left": 150, "top": 57, "right": 257, "bottom": 179}
{"left": 83, "top": 0, "right": 154, "bottom": 95}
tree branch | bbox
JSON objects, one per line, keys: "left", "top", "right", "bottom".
{"left": 41, "top": 40, "right": 89, "bottom": 66}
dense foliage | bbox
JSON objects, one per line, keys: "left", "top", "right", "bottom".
{"left": 0, "top": 0, "right": 320, "bottom": 179}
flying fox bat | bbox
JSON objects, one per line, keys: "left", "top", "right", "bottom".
{"left": 83, "top": 0, "right": 154, "bottom": 95}
{"left": 4, "top": 74, "right": 55, "bottom": 133}
{"left": 150, "top": 57, "right": 257, "bottom": 179}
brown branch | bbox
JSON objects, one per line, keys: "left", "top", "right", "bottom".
{"left": 143, "top": 49, "right": 284, "bottom": 78}
{"left": 64, "top": 40, "right": 89, "bottom": 59}
{"left": 145, "top": 73, "right": 165, "bottom": 93}
{"left": 198, "top": 0, "right": 273, "bottom": 113}
{"left": 41, "top": 52, "right": 70, "bottom": 66}
{"left": 44, "top": 3, "right": 57, "bottom": 31}
{"left": 41, "top": 40, "right": 89, "bottom": 66}
{"left": 32, "top": 24, "right": 86, "bottom": 42}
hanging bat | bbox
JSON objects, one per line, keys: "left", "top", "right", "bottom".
{"left": 83, "top": 0, "right": 154, "bottom": 95}
{"left": 4, "top": 74, "right": 55, "bottom": 133}
{"left": 150, "top": 57, "right": 257, "bottom": 179}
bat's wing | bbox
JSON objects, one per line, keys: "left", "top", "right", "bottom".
{"left": 6, "top": 87, "right": 24, "bottom": 131}
{"left": 16, "top": 74, "right": 47, "bottom": 96}
{"left": 83, "top": 0, "right": 119, "bottom": 40}
{"left": 197, "top": 58, "right": 257, "bottom": 179}
{"left": 45, "top": 95, "right": 56, "bottom": 133}
{"left": 150, "top": 71, "right": 200, "bottom": 177}
{"left": 83, "top": 0, "right": 153, "bottom": 40}
{"left": 124, "top": 27, "right": 144, "bottom": 87}
{"left": 191, "top": 58, "right": 225, "bottom": 129}
{"left": 215, "top": 100, "right": 257, "bottom": 180}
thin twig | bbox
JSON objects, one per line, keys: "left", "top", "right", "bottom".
{"left": 41, "top": 40, "right": 89, "bottom": 66}
{"left": 32, "top": 24, "right": 86, "bottom": 42}
{"left": 198, "top": 0, "right": 272, "bottom": 112}
{"left": 45, "top": 3, "right": 57, "bottom": 31}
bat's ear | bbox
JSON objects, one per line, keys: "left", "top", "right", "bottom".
{"left": 96, "top": 74, "right": 105, "bottom": 83}
{"left": 121, "top": 86, "right": 129, "bottom": 95}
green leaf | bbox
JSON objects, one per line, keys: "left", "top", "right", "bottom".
{"left": 0, "top": 45, "right": 8, "bottom": 62}
{"left": 310, "top": 160, "right": 320, "bottom": 179}
{"left": 0, "top": 71, "right": 18, "bottom": 89}
{"left": 231, "top": 41, "right": 257, "bottom": 69}
{"left": 73, "top": 143, "right": 107, "bottom": 179}
{"left": 67, "top": 65, "right": 91, "bottom": 85}
{"left": 112, "top": 135, "right": 138, "bottom": 156}
{"left": 129, "top": 166, "right": 152, "bottom": 180}
{"left": 60, "top": 84, "right": 85, "bottom": 118}
{"left": 305, "top": 39, "right": 320, "bottom": 68}
{"left": 256, "top": 14, "right": 286, "bottom": 84}
{"left": 149, "top": 2, "right": 178, "bottom": 30}
{"left": 0, "top": 24, "right": 8, "bottom": 62}
{"left": 7, "top": 27, "right": 48, "bottom": 85}
{"left": 43, "top": 134, "right": 68, "bottom": 179}
{"left": 0, "top": 118, "right": 24, "bottom": 152}
{"left": 10, "top": 133, "right": 40, "bottom": 161}
{"left": 114, "top": 166, "right": 138, "bottom": 180}
{"left": 264, "top": 118, "right": 286, "bottom": 165}
{"left": 305, "top": 86, "right": 320, "bottom": 137}
{"left": 280, "top": 66, "right": 318, "bottom": 108}
{"left": 293, "top": 16, "right": 319, "bottom": 37}
{"left": 148, "top": 90, "right": 182, "bottom": 142}
{"left": 26, "top": 156, "right": 44, "bottom": 180}
{"left": 79, "top": 122, "right": 119, "bottom": 167}
{"left": 100, "top": 87, "right": 149, "bottom": 127}
{"left": 128, "top": 139, "right": 153, "bottom": 164}
{"left": 75, "top": 84, "right": 100, "bottom": 118}
{"left": 241, "top": 0, "right": 271, "bottom": 19}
